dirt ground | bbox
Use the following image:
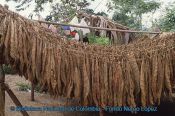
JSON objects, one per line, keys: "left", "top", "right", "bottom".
{"left": 5, "top": 75, "right": 65, "bottom": 116}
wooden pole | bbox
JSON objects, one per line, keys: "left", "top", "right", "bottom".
{"left": 0, "top": 32, "right": 5, "bottom": 116}
{"left": 34, "top": 20, "right": 161, "bottom": 34}
{"left": 4, "top": 84, "right": 29, "bottom": 116}
{"left": 0, "top": 64, "right": 5, "bottom": 116}
{"left": 31, "top": 82, "right": 35, "bottom": 101}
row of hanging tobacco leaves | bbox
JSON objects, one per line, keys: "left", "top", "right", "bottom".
{"left": 0, "top": 5, "right": 174, "bottom": 108}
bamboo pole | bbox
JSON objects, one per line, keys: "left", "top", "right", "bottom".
{"left": 0, "top": 64, "right": 5, "bottom": 116}
{"left": 34, "top": 20, "right": 161, "bottom": 34}
{"left": 4, "top": 84, "right": 29, "bottom": 116}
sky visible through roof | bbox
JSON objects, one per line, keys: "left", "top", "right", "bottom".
{"left": 0, "top": 0, "right": 174, "bottom": 28}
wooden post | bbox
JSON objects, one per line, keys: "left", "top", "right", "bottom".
{"left": 4, "top": 84, "right": 29, "bottom": 116}
{"left": 31, "top": 82, "right": 35, "bottom": 101}
{"left": 0, "top": 32, "right": 5, "bottom": 116}
{"left": 0, "top": 64, "right": 5, "bottom": 116}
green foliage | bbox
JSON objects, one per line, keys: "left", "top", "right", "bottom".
{"left": 88, "top": 34, "right": 110, "bottom": 45}
{"left": 96, "top": 12, "right": 108, "bottom": 17}
{"left": 158, "top": 6, "right": 175, "bottom": 31}
{"left": 6, "top": 0, "right": 95, "bottom": 22}
{"left": 49, "top": 0, "right": 90, "bottom": 22}
{"left": 6, "top": 0, "right": 52, "bottom": 12}
{"left": 112, "top": 11, "right": 136, "bottom": 28}
{"left": 34, "top": 84, "right": 42, "bottom": 93}
{"left": 3, "top": 65, "right": 16, "bottom": 74}
{"left": 110, "top": 0, "right": 160, "bottom": 29}
{"left": 16, "top": 83, "right": 31, "bottom": 92}
{"left": 16, "top": 82, "right": 42, "bottom": 93}
{"left": 84, "top": 9, "right": 108, "bottom": 17}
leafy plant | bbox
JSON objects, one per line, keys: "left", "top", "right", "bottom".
{"left": 158, "top": 5, "right": 175, "bottom": 31}
{"left": 34, "top": 84, "right": 43, "bottom": 93}
{"left": 16, "top": 82, "right": 42, "bottom": 93}
{"left": 6, "top": 0, "right": 95, "bottom": 22}
{"left": 109, "top": 0, "right": 160, "bottom": 29}
{"left": 16, "top": 83, "right": 31, "bottom": 92}
{"left": 3, "top": 65, "right": 16, "bottom": 74}
{"left": 88, "top": 34, "right": 110, "bottom": 45}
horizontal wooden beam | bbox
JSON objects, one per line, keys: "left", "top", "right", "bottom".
{"left": 34, "top": 20, "right": 161, "bottom": 34}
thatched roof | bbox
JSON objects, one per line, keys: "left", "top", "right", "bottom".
{"left": 0, "top": 5, "right": 174, "bottom": 108}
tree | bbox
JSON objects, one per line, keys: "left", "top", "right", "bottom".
{"left": 49, "top": 0, "right": 91, "bottom": 22}
{"left": 108, "top": 0, "right": 160, "bottom": 29}
{"left": 158, "top": 6, "right": 175, "bottom": 31}
{"left": 6, "top": 0, "right": 94, "bottom": 22}
{"left": 96, "top": 12, "right": 108, "bottom": 17}
{"left": 83, "top": 9, "right": 108, "bottom": 17}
